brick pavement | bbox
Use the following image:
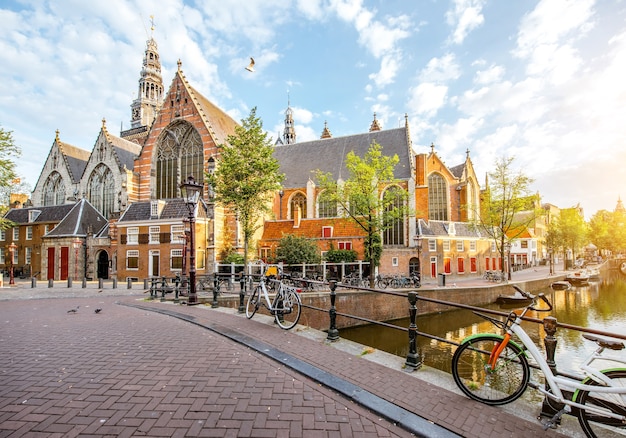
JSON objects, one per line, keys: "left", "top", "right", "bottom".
{"left": 0, "top": 268, "right": 583, "bottom": 437}
{"left": 0, "top": 295, "right": 422, "bottom": 437}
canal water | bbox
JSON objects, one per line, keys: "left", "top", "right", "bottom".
{"left": 340, "top": 270, "right": 626, "bottom": 376}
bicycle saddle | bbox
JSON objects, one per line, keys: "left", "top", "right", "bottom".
{"left": 582, "top": 333, "right": 625, "bottom": 350}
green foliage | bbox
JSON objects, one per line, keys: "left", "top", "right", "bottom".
{"left": 316, "top": 141, "right": 407, "bottom": 284}
{"left": 588, "top": 209, "right": 626, "bottom": 254}
{"left": 223, "top": 252, "right": 245, "bottom": 265}
{"left": 0, "top": 125, "right": 22, "bottom": 229}
{"left": 276, "top": 234, "right": 321, "bottom": 265}
{"left": 475, "top": 156, "right": 537, "bottom": 273}
{"left": 207, "top": 108, "right": 284, "bottom": 267}
{"left": 324, "top": 248, "right": 358, "bottom": 263}
{"left": 546, "top": 207, "right": 588, "bottom": 267}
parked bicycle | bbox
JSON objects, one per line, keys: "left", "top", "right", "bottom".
{"left": 451, "top": 285, "right": 626, "bottom": 437}
{"left": 245, "top": 270, "right": 302, "bottom": 330}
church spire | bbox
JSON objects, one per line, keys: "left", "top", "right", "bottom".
{"left": 130, "top": 20, "right": 164, "bottom": 130}
{"left": 283, "top": 94, "right": 296, "bottom": 144}
{"left": 320, "top": 121, "right": 332, "bottom": 139}
{"left": 369, "top": 112, "right": 382, "bottom": 132}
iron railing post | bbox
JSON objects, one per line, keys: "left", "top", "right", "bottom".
{"left": 540, "top": 316, "right": 563, "bottom": 419}
{"left": 238, "top": 274, "right": 246, "bottom": 313}
{"left": 212, "top": 274, "right": 220, "bottom": 308}
{"left": 405, "top": 291, "right": 422, "bottom": 371}
{"left": 327, "top": 280, "right": 339, "bottom": 342}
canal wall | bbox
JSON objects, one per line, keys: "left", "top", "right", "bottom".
{"left": 213, "top": 273, "right": 567, "bottom": 331}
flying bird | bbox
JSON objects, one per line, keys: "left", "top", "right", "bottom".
{"left": 245, "top": 57, "right": 255, "bottom": 72}
{"left": 67, "top": 306, "right": 80, "bottom": 314}
{"left": 94, "top": 308, "right": 102, "bottom": 314}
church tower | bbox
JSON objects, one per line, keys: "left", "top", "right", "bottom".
{"left": 283, "top": 96, "right": 296, "bottom": 144}
{"left": 130, "top": 30, "right": 163, "bottom": 130}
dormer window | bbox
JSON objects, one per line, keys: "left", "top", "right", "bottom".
{"left": 28, "top": 210, "right": 41, "bottom": 222}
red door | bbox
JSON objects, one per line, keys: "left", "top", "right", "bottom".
{"left": 60, "top": 247, "right": 69, "bottom": 280}
{"left": 47, "top": 247, "right": 55, "bottom": 280}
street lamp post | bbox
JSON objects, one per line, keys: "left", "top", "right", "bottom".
{"left": 548, "top": 247, "right": 554, "bottom": 276}
{"left": 413, "top": 234, "right": 423, "bottom": 283}
{"left": 180, "top": 175, "right": 202, "bottom": 305}
{"left": 8, "top": 242, "right": 17, "bottom": 285}
{"left": 73, "top": 238, "right": 81, "bottom": 280}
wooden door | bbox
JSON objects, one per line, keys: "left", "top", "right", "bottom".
{"left": 60, "top": 247, "right": 69, "bottom": 280}
{"left": 47, "top": 247, "right": 55, "bottom": 280}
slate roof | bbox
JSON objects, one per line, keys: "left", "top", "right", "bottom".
{"left": 417, "top": 218, "right": 483, "bottom": 238}
{"left": 118, "top": 198, "right": 209, "bottom": 223}
{"left": 4, "top": 204, "right": 75, "bottom": 224}
{"left": 272, "top": 127, "right": 412, "bottom": 188}
{"left": 45, "top": 199, "right": 107, "bottom": 237}
{"left": 187, "top": 81, "right": 239, "bottom": 147}
{"left": 59, "top": 142, "right": 91, "bottom": 184}
{"left": 107, "top": 132, "right": 142, "bottom": 171}
{"left": 449, "top": 163, "right": 465, "bottom": 179}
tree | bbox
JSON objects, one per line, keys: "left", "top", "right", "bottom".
{"left": 207, "top": 108, "right": 284, "bottom": 270}
{"left": 546, "top": 207, "right": 588, "bottom": 269}
{"left": 316, "top": 141, "right": 408, "bottom": 286}
{"left": 0, "top": 125, "right": 22, "bottom": 229}
{"left": 588, "top": 208, "right": 626, "bottom": 256}
{"left": 275, "top": 234, "right": 321, "bottom": 265}
{"left": 475, "top": 156, "right": 537, "bottom": 278}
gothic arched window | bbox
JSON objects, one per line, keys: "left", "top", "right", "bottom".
{"left": 383, "top": 186, "right": 405, "bottom": 246}
{"left": 42, "top": 172, "right": 66, "bottom": 206}
{"left": 88, "top": 164, "right": 115, "bottom": 218}
{"left": 317, "top": 191, "right": 337, "bottom": 218}
{"left": 156, "top": 122, "right": 203, "bottom": 199}
{"left": 289, "top": 192, "right": 307, "bottom": 219}
{"left": 428, "top": 173, "right": 448, "bottom": 221}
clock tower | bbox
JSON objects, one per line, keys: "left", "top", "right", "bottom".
{"left": 130, "top": 36, "right": 163, "bottom": 130}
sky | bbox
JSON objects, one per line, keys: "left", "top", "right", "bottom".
{"left": 1, "top": 0, "right": 625, "bottom": 219}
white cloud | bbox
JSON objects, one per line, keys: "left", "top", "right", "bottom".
{"left": 446, "top": 0, "right": 486, "bottom": 44}
{"left": 419, "top": 53, "right": 461, "bottom": 83}
{"left": 407, "top": 83, "right": 448, "bottom": 117}
{"left": 474, "top": 64, "right": 505, "bottom": 85}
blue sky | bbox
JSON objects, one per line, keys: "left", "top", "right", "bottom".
{"left": 1, "top": 0, "right": 625, "bottom": 218}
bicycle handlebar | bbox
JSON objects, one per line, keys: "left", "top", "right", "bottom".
{"left": 511, "top": 285, "right": 552, "bottom": 312}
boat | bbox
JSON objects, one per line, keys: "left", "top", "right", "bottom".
{"left": 551, "top": 281, "right": 571, "bottom": 291}
{"left": 495, "top": 291, "right": 536, "bottom": 305}
{"left": 584, "top": 266, "right": 600, "bottom": 280}
{"left": 566, "top": 271, "right": 590, "bottom": 286}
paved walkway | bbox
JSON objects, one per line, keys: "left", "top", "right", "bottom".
{"left": 0, "top": 268, "right": 583, "bottom": 437}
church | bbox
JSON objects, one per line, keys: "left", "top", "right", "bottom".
{"left": 2, "top": 34, "right": 493, "bottom": 284}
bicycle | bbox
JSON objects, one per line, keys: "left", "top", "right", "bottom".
{"left": 450, "top": 285, "right": 626, "bottom": 437}
{"left": 245, "top": 274, "right": 302, "bottom": 330}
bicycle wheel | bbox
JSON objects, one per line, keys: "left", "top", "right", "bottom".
{"left": 274, "top": 289, "right": 302, "bottom": 330}
{"left": 245, "top": 286, "right": 260, "bottom": 319}
{"left": 451, "top": 334, "right": 530, "bottom": 405}
{"left": 575, "top": 369, "right": 626, "bottom": 438}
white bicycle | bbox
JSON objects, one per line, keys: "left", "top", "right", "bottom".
{"left": 245, "top": 272, "right": 302, "bottom": 330}
{"left": 451, "top": 285, "right": 626, "bottom": 438}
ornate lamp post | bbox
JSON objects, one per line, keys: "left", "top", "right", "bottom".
{"left": 73, "top": 238, "right": 81, "bottom": 280}
{"left": 8, "top": 242, "right": 17, "bottom": 285}
{"left": 413, "top": 233, "right": 423, "bottom": 281}
{"left": 180, "top": 175, "right": 202, "bottom": 305}
{"left": 278, "top": 189, "right": 284, "bottom": 220}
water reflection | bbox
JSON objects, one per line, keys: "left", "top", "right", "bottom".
{"left": 340, "top": 270, "right": 626, "bottom": 375}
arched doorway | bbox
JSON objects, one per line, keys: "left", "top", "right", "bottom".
{"left": 409, "top": 257, "right": 420, "bottom": 275}
{"left": 97, "top": 251, "right": 109, "bottom": 279}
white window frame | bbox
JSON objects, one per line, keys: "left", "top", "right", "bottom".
{"left": 443, "top": 240, "right": 450, "bottom": 252}
{"left": 126, "top": 250, "right": 139, "bottom": 270}
{"left": 127, "top": 227, "right": 139, "bottom": 245}
{"left": 392, "top": 257, "right": 399, "bottom": 267}
{"left": 322, "top": 226, "right": 333, "bottom": 238}
{"left": 0, "top": 248, "right": 4, "bottom": 264}
{"left": 338, "top": 241, "right": 352, "bottom": 250}
{"left": 469, "top": 240, "right": 477, "bottom": 252}
{"left": 428, "top": 239, "right": 436, "bottom": 252}
{"left": 25, "top": 247, "right": 32, "bottom": 264}
{"left": 170, "top": 249, "right": 183, "bottom": 270}
{"left": 26, "top": 226, "right": 33, "bottom": 240}
{"left": 12, "top": 228, "right": 19, "bottom": 240}
{"left": 171, "top": 225, "right": 185, "bottom": 244}
{"left": 456, "top": 240, "right": 464, "bottom": 252}
{"left": 0, "top": 229, "right": 5, "bottom": 241}
{"left": 149, "top": 226, "right": 160, "bottom": 244}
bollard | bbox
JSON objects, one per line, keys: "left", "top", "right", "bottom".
{"left": 48, "top": 278, "right": 53, "bottom": 288}
{"left": 144, "top": 278, "right": 149, "bottom": 289}
{"left": 127, "top": 277, "right": 132, "bottom": 289}
{"left": 98, "top": 278, "right": 104, "bottom": 289}
{"left": 326, "top": 280, "right": 339, "bottom": 342}
{"left": 212, "top": 274, "right": 220, "bottom": 308}
{"left": 540, "top": 316, "right": 562, "bottom": 419}
{"left": 68, "top": 277, "right": 72, "bottom": 288}
{"left": 31, "top": 277, "right": 37, "bottom": 288}
{"left": 82, "top": 277, "right": 87, "bottom": 288}
{"left": 405, "top": 291, "right": 422, "bottom": 371}
{"left": 112, "top": 278, "right": 117, "bottom": 289}
{"left": 238, "top": 274, "right": 245, "bottom": 313}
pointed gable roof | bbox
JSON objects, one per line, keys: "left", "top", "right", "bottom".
{"left": 45, "top": 198, "right": 108, "bottom": 237}
{"left": 99, "top": 119, "right": 142, "bottom": 171}
{"left": 273, "top": 127, "right": 412, "bottom": 189}
{"left": 54, "top": 130, "right": 90, "bottom": 183}
{"left": 4, "top": 204, "right": 75, "bottom": 224}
